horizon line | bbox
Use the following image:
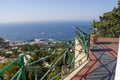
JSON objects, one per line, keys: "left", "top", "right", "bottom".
{"left": 0, "top": 20, "right": 93, "bottom": 24}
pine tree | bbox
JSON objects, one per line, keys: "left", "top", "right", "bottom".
{"left": 95, "top": 1, "right": 120, "bottom": 38}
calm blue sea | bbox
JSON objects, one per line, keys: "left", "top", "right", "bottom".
{"left": 0, "top": 21, "right": 91, "bottom": 42}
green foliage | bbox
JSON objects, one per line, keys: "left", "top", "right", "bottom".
{"left": 95, "top": 2, "right": 120, "bottom": 38}
{"left": 0, "top": 61, "right": 19, "bottom": 80}
{"left": 118, "top": 0, "right": 120, "bottom": 6}
{"left": 21, "top": 44, "right": 39, "bottom": 51}
{"left": 46, "top": 69, "right": 61, "bottom": 80}
{"left": 26, "top": 66, "right": 48, "bottom": 80}
{"left": 0, "top": 52, "right": 12, "bottom": 58}
{"left": 91, "top": 20, "right": 97, "bottom": 35}
{"left": 26, "top": 42, "right": 72, "bottom": 79}
{"left": 51, "top": 42, "right": 67, "bottom": 49}
{"left": 0, "top": 41, "right": 73, "bottom": 80}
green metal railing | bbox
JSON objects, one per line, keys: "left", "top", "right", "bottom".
{"left": 76, "top": 27, "right": 90, "bottom": 53}
{"left": 0, "top": 27, "right": 90, "bottom": 80}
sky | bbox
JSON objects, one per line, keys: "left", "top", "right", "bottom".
{"left": 0, "top": 0, "right": 118, "bottom": 23}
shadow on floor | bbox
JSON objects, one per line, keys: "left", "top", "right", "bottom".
{"left": 90, "top": 48, "right": 113, "bottom": 52}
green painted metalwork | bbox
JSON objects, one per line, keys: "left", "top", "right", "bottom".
{"left": 10, "top": 69, "right": 22, "bottom": 79}
{"left": 0, "top": 27, "right": 90, "bottom": 80}
{"left": 76, "top": 27, "right": 90, "bottom": 53}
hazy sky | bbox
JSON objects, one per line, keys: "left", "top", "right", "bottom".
{"left": 0, "top": 0, "right": 118, "bottom": 23}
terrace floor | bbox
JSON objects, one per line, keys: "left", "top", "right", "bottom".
{"left": 72, "top": 38, "right": 119, "bottom": 80}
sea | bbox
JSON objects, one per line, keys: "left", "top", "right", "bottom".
{"left": 0, "top": 21, "right": 91, "bottom": 42}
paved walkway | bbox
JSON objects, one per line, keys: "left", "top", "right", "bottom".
{"left": 72, "top": 38, "right": 119, "bottom": 80}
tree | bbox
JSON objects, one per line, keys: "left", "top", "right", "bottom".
{"left": 91, "top": 20, "right": 97, "bottom": 35}
{"left": 95, "top": 1, "right": 120, "bottom": 38}
{"left": 118, "top": 0, "right": 120, "bottom": 6}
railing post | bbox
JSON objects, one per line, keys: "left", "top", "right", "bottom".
{"left": 18, "top": 55, "right": 27, "bottom": 80}
{"left": 67, "top": 41, "right": 71, "bottom": 65}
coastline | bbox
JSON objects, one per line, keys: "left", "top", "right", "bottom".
{"left": 0, "top": 21, "right": 91, "bottom": 42}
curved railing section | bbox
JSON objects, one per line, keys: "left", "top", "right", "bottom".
{"left": 76, "top": 27, "right": 90, "bottom": 53}
{"left": 0, "top": 27, "right": 90, "bottom": 80}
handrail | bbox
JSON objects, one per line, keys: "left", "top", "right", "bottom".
{"left": 0, "top": 55, "right": 22, "bottom": 74}
{"left": 76, "top": 26, "right": 90, "bottom": 53}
